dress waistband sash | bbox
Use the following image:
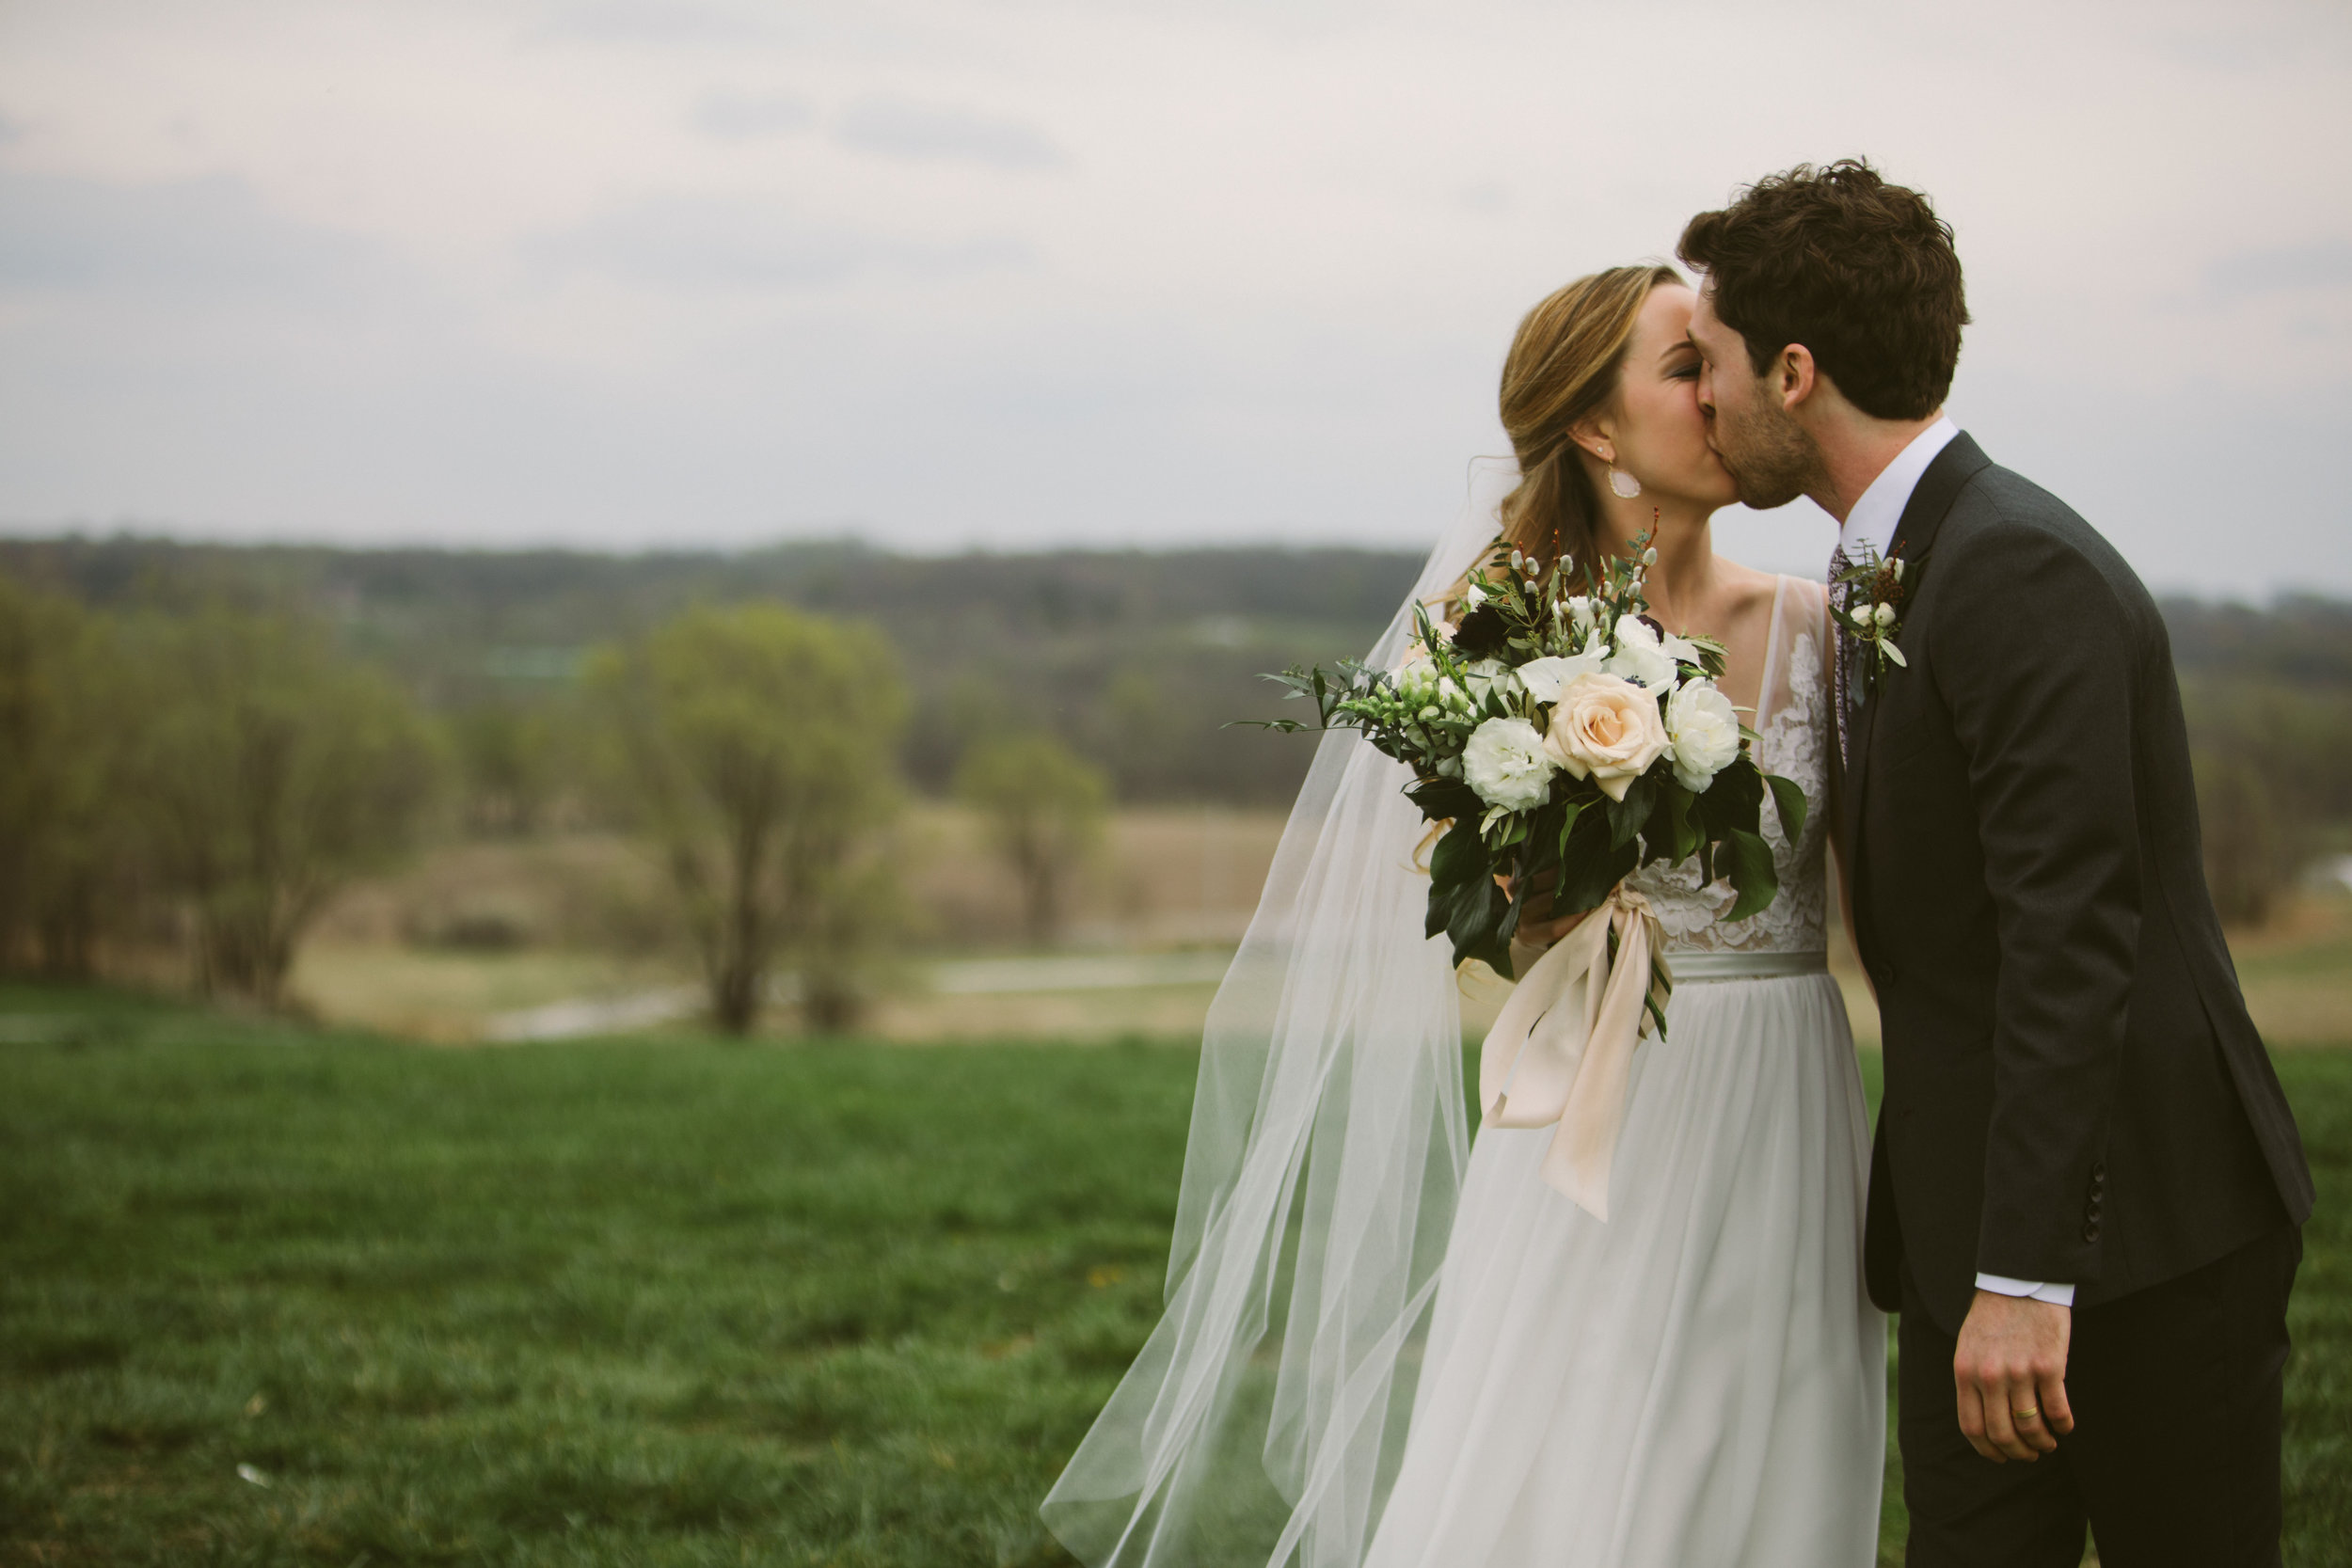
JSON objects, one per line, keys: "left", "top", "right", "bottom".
{"left": 1666, "top": 949, "right": 1829, "bottom": 982}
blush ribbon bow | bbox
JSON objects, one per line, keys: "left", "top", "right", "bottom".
{"left": 1477, "top": 882, "right": 1671, "bottom": 1222}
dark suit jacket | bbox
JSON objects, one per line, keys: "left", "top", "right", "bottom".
{"left": 1848, "top": 433, "right": 2313, "bottom": 1335}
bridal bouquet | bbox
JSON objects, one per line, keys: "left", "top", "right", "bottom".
{"left": 1252, "top": 535, "right": 1804, "bottom": 990}
{"left": 1250, "top": 533, "right": 1804, "bottom": 1219}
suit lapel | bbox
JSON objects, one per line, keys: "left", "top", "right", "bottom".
{"left": 1841, "top": 431, "right": 1994, "bottom": 905}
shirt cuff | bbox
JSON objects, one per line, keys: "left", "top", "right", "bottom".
{"left": 1975, "top": 1273, "right": 2075, "bottom": 1307}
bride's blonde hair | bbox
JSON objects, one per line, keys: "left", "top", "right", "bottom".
{"left": 1495, "top": 263, "right": 1683, "bottom": 581}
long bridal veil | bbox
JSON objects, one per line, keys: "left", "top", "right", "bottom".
{"left": 1041, "top": 467, "right": 1513, "bottom": 1568}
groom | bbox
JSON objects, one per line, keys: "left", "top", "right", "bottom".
{"left": 1677, "top": 162, "right": 2312, "bottom": 1566}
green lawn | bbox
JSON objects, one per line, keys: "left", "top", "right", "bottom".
{"left": 2, "top": 985, "right": 2345, "bottom": 1566}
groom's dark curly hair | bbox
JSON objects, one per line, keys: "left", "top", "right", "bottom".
{"left": 1677, "top": 160, "right": 1968, "bottom": 421}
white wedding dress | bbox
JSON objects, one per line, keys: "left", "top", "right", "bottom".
{"left": 1364, "top": 575, "right": 1886, "bottom": 1568}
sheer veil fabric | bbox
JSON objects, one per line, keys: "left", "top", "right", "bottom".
{"left": 1039, "top": 469, "right": 1513, "bottom": 1568}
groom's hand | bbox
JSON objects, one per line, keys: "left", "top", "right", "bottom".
{"left": 1952, "top": 1290, "right": 2074, "bottom": 1463}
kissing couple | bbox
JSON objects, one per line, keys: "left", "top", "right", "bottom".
{"left": 1043, "top": 161, "right": 2313, "bottom": 1568}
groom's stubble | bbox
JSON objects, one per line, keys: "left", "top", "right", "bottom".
{"left": 1709, "top": 387, "right": 1827, "bottom": 514}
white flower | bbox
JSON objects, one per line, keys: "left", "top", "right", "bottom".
{"left": 1462, "top": 657, "right": 1519, "bottom": 704}
{"left": 1516, "top": 645, "right": 1608, "bottom": 704}
{"left": 1660, "top": 628, "right": 1705, "bottom": 667}
{"left": 1874, "top": 602, "right": 1897, "bottom": 626}
{"left": 1602, "top": 614, "right": 1677, "bottom": 690}
{"left": 1462, "top": 717, "right": 1558, "bottom": 811}
{"left": 1643, "top": 546, "right": 1659, "bottom": 565}
{"left": 1435, "top": 676, "right": 1468, "bottom": 709}
{"left": 1664, "top": 678, "right": 1742, "bottom": 793}
{"left": 1567, "top": 596, "right": 1597, "bottom": 635}
{"left": 1542, "top": 672, "right": 1671, "bottom": 801}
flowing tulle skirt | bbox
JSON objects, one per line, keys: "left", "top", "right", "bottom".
{"left": 1364, "top": 968, "right": 1884, "bottom": 1568}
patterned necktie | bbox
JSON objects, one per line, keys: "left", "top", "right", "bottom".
{"left": 1828, "top": 546, "right": 1856, "bottom": 770}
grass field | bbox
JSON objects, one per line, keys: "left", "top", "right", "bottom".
{"left": 2, "top": 984, "right": 2346, "bottom": 1566}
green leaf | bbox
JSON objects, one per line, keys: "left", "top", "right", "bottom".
{"left": 1429, "top": 816, "right": 1489, "bottom": 897}
{"left": 1553, "top": 797, "right": 1589, "bottom": 863}
{"left": 1720, "top": 828, "right": 1780, "bottom": 923}
{"left": 1765, "top": 772, "right": 1808, "bottom": 844}
{"left": 1554, "top": 833, "right": 1637, "bottom": 918}
{"left": 1607, "top": 773, "right": 1654, "bottom": 848}
{"left": 1444, "top": 872, "right": 1514, "bottom": 975}
{"left": 1661, "top": 781, "right": 1699, "bottom": 863}
{"left": 1407, "top": 777, "right": 1483, "bottom": 825}
{"left": 1693, "top": 756, "right": 1764, "bottom": 840}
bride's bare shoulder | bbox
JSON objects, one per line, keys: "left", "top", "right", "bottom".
{"left": 1709, "top": 555, "right": 1802, "bottom": 618}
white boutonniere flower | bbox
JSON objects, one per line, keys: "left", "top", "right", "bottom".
{"left": 1833, "top": 543, "right": 1918, "bottom": 695}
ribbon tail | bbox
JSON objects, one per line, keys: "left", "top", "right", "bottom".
{"left": 1478, "top": 913, "right": 1607, "bottom": 1129}
{"left": 1539, "top": 899, "right": 1660, "bottom": 1222}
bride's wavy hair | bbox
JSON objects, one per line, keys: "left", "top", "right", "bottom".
{"left": 1494, "top": 262, "right": 1682, "bottom": 584}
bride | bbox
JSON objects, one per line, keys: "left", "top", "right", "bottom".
{"left": 1042, "top": 265, "right": 1885, "bottom": 1567}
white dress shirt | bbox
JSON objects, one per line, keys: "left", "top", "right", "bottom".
{"left": 1836, "top": 413, "right": 2074, "bottom": 1311}
{"left": 1835, "top": 415, "right": 1959, "bottom": 555}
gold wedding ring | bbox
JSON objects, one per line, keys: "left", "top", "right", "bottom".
{"left": 2012, "top": 1407, "right": 2041, "bottom": 1422}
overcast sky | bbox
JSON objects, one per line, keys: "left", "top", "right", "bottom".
{"left": 1, "top": 0, "right": 2347, "bottom": 594}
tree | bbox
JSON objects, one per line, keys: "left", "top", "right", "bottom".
{"left": 449, "top": 698, "right": 560, "bottom": 836}
{"left": 0, "top": 577, "right": 134, "bottom": 976}
{"left": 2182, "top": 678, "right": 2352, "bottom": 927}
{"left": 955, "top": 732, "right": 1110, "bottom": 946}
{"left": 586, "top": 605, "right": 906, "bottom": 1035}
{"left": 126, "top": 607, "right": 445, "bottom": 1004}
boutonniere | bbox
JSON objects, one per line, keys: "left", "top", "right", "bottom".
{"left": 1833, "top": 543, "right": 1919, "bottom": 696}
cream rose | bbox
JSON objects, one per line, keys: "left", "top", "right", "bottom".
{"left": 1462, "top": 716, "right": 1558, "bottom": 811}
{"left": 1664, "top": 677, "right": 1741, "bottom": 793}
{"left": 1542, "top": 672, "right": 1670, "bottom": 800}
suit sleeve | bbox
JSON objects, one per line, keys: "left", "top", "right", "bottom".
{"left": 1931, "top": 520, "right": 2140, "bottom": 1286}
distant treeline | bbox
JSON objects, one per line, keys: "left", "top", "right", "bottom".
{"left": 0, "top": 535, "right": 1411, "bottom": 806}
{"left": 4, "top": 532, "right": 2347, "bottom": 931}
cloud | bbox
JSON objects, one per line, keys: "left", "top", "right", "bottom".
{"left": 536, "top": 0, "right": 770, "bottom": 45}
{"left": 0, "top": 170, "right": 378, "bottom": 297}
{"left": 525, "top": 193, "right": 1028, "bottom": 289}
{"left": 2205, "top": 239, "right": 2352, "bottom": 300}
{"left": 691, "top": 89, "right": 816, "bottom": 139}
{"left": 834, "top": 96, "right": 1067, "bottom": 171}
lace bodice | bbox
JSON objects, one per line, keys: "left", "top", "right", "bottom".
{"left": 1626, "top": 576, "right": 1831, "bottom": 955}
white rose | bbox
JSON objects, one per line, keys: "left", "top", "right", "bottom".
{"left": 1874, "top": 602, "right": 1897, "bottom": 626}
{"left": 1541, "top": 672, "right": 1671, "bottom": 801}
{"left": 1603, "top": 614, "right": 1677, "bottom": 690}
{"left": 1664, "top": 678, "right": 1742, "bottom": 793}
{"left": 1462, "top": 716, "right": 1558, "bottom": 811}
